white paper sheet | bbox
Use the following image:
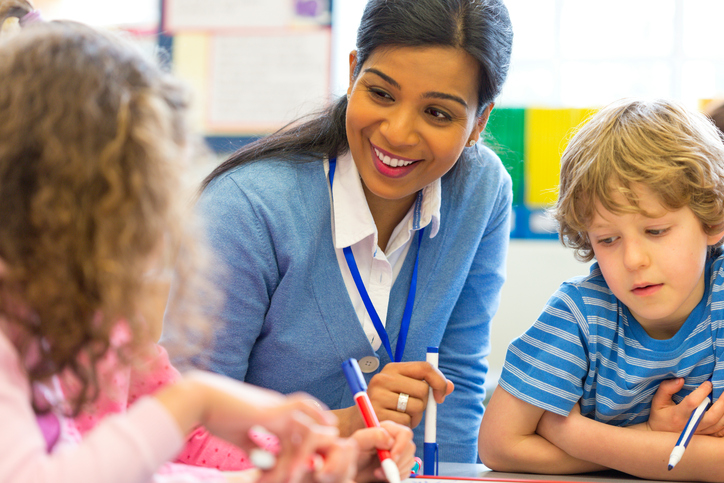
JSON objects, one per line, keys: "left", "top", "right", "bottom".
{"left": 164, "top": 0, "right": 329, "bottom": 31}
{"left": 206, "top": 30, "right": 331, "bottom": 133}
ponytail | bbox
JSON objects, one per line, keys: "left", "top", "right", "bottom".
{"left": 201, "top": 95, "right": 349, "bottom": 191}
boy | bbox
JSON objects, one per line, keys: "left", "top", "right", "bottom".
{"left": 479, "top": 98, "right": 724, "bottom": 481}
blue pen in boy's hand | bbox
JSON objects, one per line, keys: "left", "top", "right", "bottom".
{"left": 667, "top": 384, "right": 713, "bottom": 470}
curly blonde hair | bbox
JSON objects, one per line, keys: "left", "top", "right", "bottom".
{"left": 554, "top": 98, "right": 724, "bottom": 262}
{"left": 0, "top": 18, "right": 215, "bottom": 413}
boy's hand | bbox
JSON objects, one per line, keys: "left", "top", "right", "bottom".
{"left": 648, "top": 378, "right": 724, "bottom": 436}
{"left": 537, "top": 403, "right": 585, "bottom": 447}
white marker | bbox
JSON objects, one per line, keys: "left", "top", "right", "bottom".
{"left": 668, "top": 393, "right": 711, "bottom": 470}
{"left": 423, "top": 346, "right": 439, "bottom": 476}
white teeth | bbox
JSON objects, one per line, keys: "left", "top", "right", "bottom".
{"left": 375, "top": 148, "right": 414, "bottom": 167}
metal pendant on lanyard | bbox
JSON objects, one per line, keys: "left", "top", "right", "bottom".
{"left": 328, "top": 158, "right": 423, "bottom": 363}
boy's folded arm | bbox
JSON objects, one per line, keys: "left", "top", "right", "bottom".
{"left": 538, "top": 404, "right": 724, "bottom": 482}
{"left": 479, "top": 386, "right": 605, "bottom": 474}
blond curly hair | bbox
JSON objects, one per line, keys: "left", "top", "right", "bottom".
{"left": 0, "top": 17, "right": 215, "bottom": 413}
{"left": 554, "top": 98, "right": 724, "bottom": 262}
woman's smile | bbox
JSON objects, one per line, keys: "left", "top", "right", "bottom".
{"left": 370, "top": 142, "right": 421, "bottom": 178}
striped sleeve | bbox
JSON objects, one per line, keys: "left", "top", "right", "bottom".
{"left": 499, "top": 282, "right": 589, "bottom": 416}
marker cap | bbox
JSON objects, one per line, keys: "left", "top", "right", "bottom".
{"left": 342, "top": 358, "right": 368, "bottom": 394}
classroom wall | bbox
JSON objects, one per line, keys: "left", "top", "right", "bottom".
{"left": 485, "top": 240, "right": 590, "bottom": 395}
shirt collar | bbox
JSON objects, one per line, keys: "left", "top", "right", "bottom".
{"left": 329, "top": 152, "right": 441, "bottom": 250}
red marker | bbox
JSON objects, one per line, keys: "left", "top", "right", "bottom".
{"left": 342, "top": 358, "right": 401, "bottom": 483}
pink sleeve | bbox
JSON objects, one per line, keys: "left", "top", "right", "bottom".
{"left": 0, "top": 330, "right": 225, "bottom": 483}
{"left": 130, "top": 345, "right": 258, "bottom": 471}
{"left": 71, "top": 341, "right": 260, "bottom": 471}
{"left": 71, "top": 343, "right": 181, "bottom": 434}
{"left": 176, "top": 425, "right": 281, "bottom": 472}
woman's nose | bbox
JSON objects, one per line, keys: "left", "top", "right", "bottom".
{"left": 379, "top": 107, "right": 419, "bottom": 147}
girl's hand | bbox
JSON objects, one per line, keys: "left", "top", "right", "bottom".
{"left": 352, "top": 421, "right": 416, "bottom": 483}
{"left": 362, "top": 361, "right": 453, "bottom": 430}
{"left": 648, "top": 378, "right": 724, "bottom": 436}
{"left": 156, "top": 371, "right": 351, "bottom": 483}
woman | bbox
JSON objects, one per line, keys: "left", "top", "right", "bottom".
{"left": 173, "top": 0, "right": 513, "bottom": 464}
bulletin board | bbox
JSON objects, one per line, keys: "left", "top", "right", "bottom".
{"left": 161, "top": 0, "right": 332, "bottom": 137}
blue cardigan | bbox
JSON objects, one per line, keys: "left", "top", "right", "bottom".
{"left": 188, "top": 145, "right": 511, "bottom": 462}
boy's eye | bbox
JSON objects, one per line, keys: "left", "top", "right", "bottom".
{"left": 647, "top": 228, "right": 669, "bottom": 236}
{"left": 596, "top": 236, "right": 617, "bottom": 246}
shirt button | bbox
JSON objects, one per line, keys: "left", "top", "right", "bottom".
{"left": 358, "top": 356, "right": 380, "bottom": 373}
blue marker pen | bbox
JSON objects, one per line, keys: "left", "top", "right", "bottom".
{"left": 342, "top": 358, "right": 401, "bottom": 483}
{"left": 668, "top": 387, "right": 712, "bottom": 470}
{"left": 423, "top": 347, "right": 439, "bottom": 476}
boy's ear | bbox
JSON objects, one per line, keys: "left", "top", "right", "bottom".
{"left": 706, "top": 222, "right": 724, "bottom": 246}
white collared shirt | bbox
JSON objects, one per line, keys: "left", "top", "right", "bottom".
{"left": 327, "top": 152, "right": 441, "bottom": 351}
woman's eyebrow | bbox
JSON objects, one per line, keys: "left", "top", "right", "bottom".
{"left": 422, "top": 91, "right": 468, "bottom": 108}
{"left": 363, "top": 68, "right": 400, "bottom": 89}
{"left": 363, "top": 67, "right": 468, "bottom": 108}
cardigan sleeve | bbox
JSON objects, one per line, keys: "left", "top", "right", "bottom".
{"left": 434, "top": 157, "right": 512, "bottom": 463}
{"left": 190, "top": 174, "right": 279, "bottom": 382}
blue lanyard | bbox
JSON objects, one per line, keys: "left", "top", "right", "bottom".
{"left": 328, "top": 158, "right": 423, "bottom": 363}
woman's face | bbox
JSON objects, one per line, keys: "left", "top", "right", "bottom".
{"left": 346, "top": 45, "right": 491, "bottom": 209}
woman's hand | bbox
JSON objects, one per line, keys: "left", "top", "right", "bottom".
{"left": 352, "top": 421, "right": 416, "bottom": 483}
{"left": 363, "top": 361, "right": 453, "bottom": 430}
{"left": 648, "top": 378, "right": 724, "bottom": 436}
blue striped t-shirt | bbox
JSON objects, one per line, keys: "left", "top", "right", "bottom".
{"left": 500, "top": 252, "right": 724, "bottom": 426}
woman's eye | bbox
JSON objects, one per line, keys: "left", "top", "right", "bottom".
{"left": 369, "top": 88, "right": 392, "bottom": 101}
{"left": 427, "top": 108, "right": 452, "bottom": 121}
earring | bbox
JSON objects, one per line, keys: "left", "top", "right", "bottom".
{"left": 468, "top": 139, "right": 476, "bottom": 147}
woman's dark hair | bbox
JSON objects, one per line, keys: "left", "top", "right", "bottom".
{"left": 202, "top": 0, "right": 513, "bottom": 189}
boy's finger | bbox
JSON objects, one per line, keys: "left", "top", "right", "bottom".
{"left": 651, "top": 378, "right": 685, "bottom": 407}
{"left": 679, "top": 380, "right": 713, "bottom": 412}
{"left": 697, "top": 396, "right": 724, "bottom": 434}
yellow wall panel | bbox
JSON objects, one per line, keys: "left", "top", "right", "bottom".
{"left": 172, "top": 33, "right": 210, "bottom": 132}
{"left": 525, "top": 108, "right": 597, "bottom": 208}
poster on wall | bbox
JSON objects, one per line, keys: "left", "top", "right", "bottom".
{"left": 163, "top": 0, "right": 330, "bottom": 31}
{"left": 162, "top": 0, "right": 332, "bottom": 135}
{"left": 206, "top": 30, "right": 331, "bottom": 133}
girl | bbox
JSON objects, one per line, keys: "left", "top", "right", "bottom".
{"left": 174, "top": 0, "right": 514, "bottom": 463}
{"left": 0, "top": 3, "right": 414, "bottom": 482}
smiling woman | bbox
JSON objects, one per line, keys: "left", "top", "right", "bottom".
{"left": 167, "top": 0, "right": 514, "bottom": 464}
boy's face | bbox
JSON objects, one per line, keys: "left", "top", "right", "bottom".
{"left": 587, "top": 183, "right": 724, "bottom": 339}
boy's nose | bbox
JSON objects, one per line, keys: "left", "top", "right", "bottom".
{"left": 622, "top": 239, "right": 649, "bottom": 271}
